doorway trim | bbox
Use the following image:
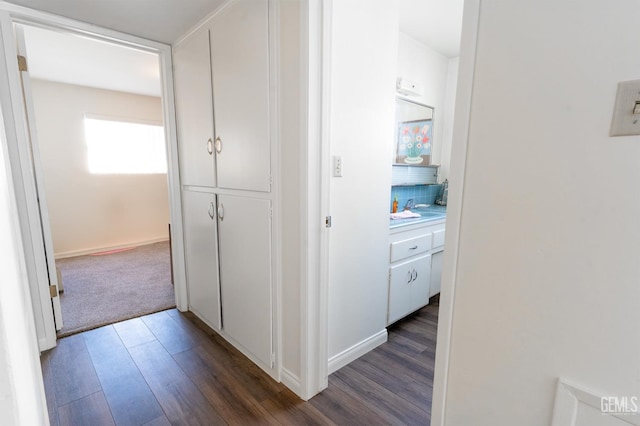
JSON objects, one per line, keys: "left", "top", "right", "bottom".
{"left": 0, "top": 2, "right": 188, "bottom": 351}
{"left": 430, "top": 0, "right": 480, "bottom": 424}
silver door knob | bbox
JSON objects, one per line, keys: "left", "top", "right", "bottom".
{"left": 214, "top": 137, "right": 222, "bottom": 153}
{"left": 217, "top": 203, "right": 224, "bottom": 221}
{"left": 207, "top": 138, "right": 213, "bottom": 155}
{"left": 207, "top": 202, "right": 215, "bottom": 219}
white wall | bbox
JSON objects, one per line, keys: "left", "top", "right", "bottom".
{"left": 396, "top": 32, "right": 457, "bottom": 179}
{"left": 327, "top": 0, "right": 398, "bottom": 365}
{"left": 30, "top": 80, "right": 169, "bottom": 257}
{"left": 441, "top": 0, "right": 640, "bottom": 424}
{"left": 0, "top": 100, "right": 48, "bottom": 425}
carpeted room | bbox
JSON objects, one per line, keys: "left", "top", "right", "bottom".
{"left": 26, "top": 42, "right": 175, "bottom": 336}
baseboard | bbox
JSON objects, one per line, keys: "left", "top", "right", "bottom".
{"left": 280, "top": 368, "right": 302, "bottom": 397}
{"left": 54, "top": 237, "right": 169, "bottom": 259}
{"left": 328, "top": 329, "right": 388, "bottom": 374}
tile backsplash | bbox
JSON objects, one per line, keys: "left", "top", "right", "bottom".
{"left": 390, "top": 184, "right": 442, "bottom": 212}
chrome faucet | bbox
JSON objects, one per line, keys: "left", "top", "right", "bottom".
{"left": 404, "top": 199, "right": 414, "bottom": 211}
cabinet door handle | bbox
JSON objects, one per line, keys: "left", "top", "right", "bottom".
{"left": 406, "top": 271, "right": 412, "bottom": 284}
{"left": 217, "top": 203, "right": 224, "bottom": 221}
{"left": 409, "top": 245, "right": 418, "bottom": 250}
{"left": 207, "top": 138, "right": 213, "bottom": 155}
{"left": 412, "top": 269, "right": 418, "bottom": 281}
{"left": 207, "top": 202, "right": 215, "bottom": 219}
{"left": 215, "top": 136, "right": 222, "bottom": 154}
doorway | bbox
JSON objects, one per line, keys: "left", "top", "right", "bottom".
{"left": 18, "top": 23, "right": 176, "bottom": 337}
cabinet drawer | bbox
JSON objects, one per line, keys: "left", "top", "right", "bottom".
{"left": 433, "top": 229, "right": 446, "bottom": 249}
{"left": 390, "top": 233, "right": 432, "bottom": 262}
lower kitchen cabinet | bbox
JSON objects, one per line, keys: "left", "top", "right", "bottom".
{"left": 388, "top": 220, "right": 445, "bottom": 325}
{"left": 217, "top": 194, "right": 273, "bottom": 369}
{"left": 389, "top": 253, "right": 431, "bottom": 324}
{"left": 182, "top": 189, "right": 221, "bottom": 330}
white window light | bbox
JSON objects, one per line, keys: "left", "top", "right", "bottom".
{"left": 84, "top": 116, "right": 167, "bottom": 174}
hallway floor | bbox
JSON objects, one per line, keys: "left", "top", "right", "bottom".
{"left": 42, "top": 301, "right": 438, "bottom": 425}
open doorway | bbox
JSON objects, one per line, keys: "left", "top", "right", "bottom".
{"left": 20, "top": 24, "right": 175, "bottom": 337}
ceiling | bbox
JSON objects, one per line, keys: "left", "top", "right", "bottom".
{"left": 398, "top": 0, "right": 464, "bottom": 58}
{"left": 8, "top": 0, "right": 463, "bottom": 98}
{"left": 5, "top": 0, "right": 226, "bottom": 44}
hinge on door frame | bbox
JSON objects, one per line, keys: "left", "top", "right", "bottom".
{"left": 49, "top": 285, "right": 58, "bottom": 298}
{"left": 325, "top": 216, "right": 332, "bottom": 228}
{"left": 17, "top": 55, "right": 27, "bottom": 72}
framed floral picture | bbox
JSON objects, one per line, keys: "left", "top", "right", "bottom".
{"left": 395, "top": 119, "right": 432, "bottom": 165}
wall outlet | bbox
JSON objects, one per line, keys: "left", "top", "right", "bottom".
{"left": 333, "top": 156, "right": 343, "bottom": 177}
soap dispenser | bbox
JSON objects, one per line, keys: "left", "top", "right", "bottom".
{"left": 435, "top": 179, "right": 448, "bottom": 206}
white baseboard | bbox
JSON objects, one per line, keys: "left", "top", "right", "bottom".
{"left": 54, "top": 237, "right": 169, "bottom": 259}
{"left": 328, "top": 329, "right": 387, "bottom": 374}
{"left": 281, "top": 368, "right": 302, "bottom": 397}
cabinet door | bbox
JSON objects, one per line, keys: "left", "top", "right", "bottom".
{"left": 409, "top": 254, "right": 431, "bottom": 312}
{"left": 217, "top": 194, "right": 272, "bottom": 368}
{"left": 182, "top": 190, "right": 221, "bottom": 330}
{"left": 430, "top": 250, "right": 443, "bottom": 297}
{"left": 210, "top": 0, "right": 271, "bottom": 192}
{"left": 389, "top": 254, "right": 431, "bottom": 324}
{"left": 173, "top": 29, "right": 216, "bottom": 187}
{"left": 389, "top": 258, "right": 414, "bottom": 324}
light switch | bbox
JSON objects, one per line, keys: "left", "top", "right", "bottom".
{"left": 610, "top": 79, "right": 640, "bottom": 136}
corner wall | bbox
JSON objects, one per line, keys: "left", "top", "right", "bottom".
{"left": 442, "top": 0, "right": 640, "bottom": 424}
{"left": 327, "top": 0, "right": 398, "bottom": 367}
{"left": 30, "top": 80, "right": 169, "bottom": 257}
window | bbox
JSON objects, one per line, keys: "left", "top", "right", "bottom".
{"left": 84, "top": 116, "right": 167, "bottom": 174}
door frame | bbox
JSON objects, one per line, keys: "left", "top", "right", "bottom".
{"left": 430, "top": 0, "right": 480, "bottom": 424}
{"left": 0, "top": 2, "right": 188, "bottom": 351}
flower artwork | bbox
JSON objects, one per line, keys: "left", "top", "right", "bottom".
{"left": 396, "top": 119, "right": 432, "bottom": 165}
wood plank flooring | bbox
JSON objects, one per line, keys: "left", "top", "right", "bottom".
{"left": 42, "top": 299, "right": 439, "bottom": 425}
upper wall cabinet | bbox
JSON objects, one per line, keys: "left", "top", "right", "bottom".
{"left": 173, "top": 29, "right": 216, "bottom": 188}
{"left": 211, "top": 0, "right": 270, "bottom": 192}
{"left": 173, "top": 0, "right": 271, "bottom": 192}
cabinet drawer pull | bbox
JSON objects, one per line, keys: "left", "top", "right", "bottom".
{"left": 408, "top": 245, "right": 418, "bottom": 250}
{"left": 412, "top": 269, "right": 418, "bottom": 281}
{"left": 215, "top": 136, "right": 222, "bottom": 153}
{"left": 207, "top": 202, "right": 215, "bottom": 219}
{"left": 207, "top": 138, "right": 213, "bottom": 155}
{"left": 217, "top": 203, "right": 224, "bottom": 221}
{"left": 406, "top": 271, "right": 412, "bottom": 284}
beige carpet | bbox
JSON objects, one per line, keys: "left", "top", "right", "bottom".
{"left": 55, "top": 241, "right": 175, "bottom": 337}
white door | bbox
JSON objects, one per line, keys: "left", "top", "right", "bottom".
{"left": 14, "top": 24, "right": 63, "bottom": 331}
{"left": 182, "top": 189, "right": 221, "bottom": 330}
{"left": 173, "top": 28, "right": 216, "bottom": 188}
{"left": 211, "top": 0, "right": 271, "bottom": 192}
{"left": 217, "top": 194, "right": 273, "bottom": 369}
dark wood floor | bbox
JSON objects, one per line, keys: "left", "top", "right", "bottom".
{"left": 42, "top": 300, "right": 438, "bottom": 425}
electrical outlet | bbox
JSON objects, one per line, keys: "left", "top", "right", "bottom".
{"left": 333, "top": 156, "right": 343, "bottom": 177}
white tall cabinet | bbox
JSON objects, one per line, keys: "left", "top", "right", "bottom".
{"left": 174, "top": 0, "right": 276, "bottom": 375}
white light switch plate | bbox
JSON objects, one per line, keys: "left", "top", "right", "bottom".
{"left": 610, "top": 79, "right": 640, "bottom": 136}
